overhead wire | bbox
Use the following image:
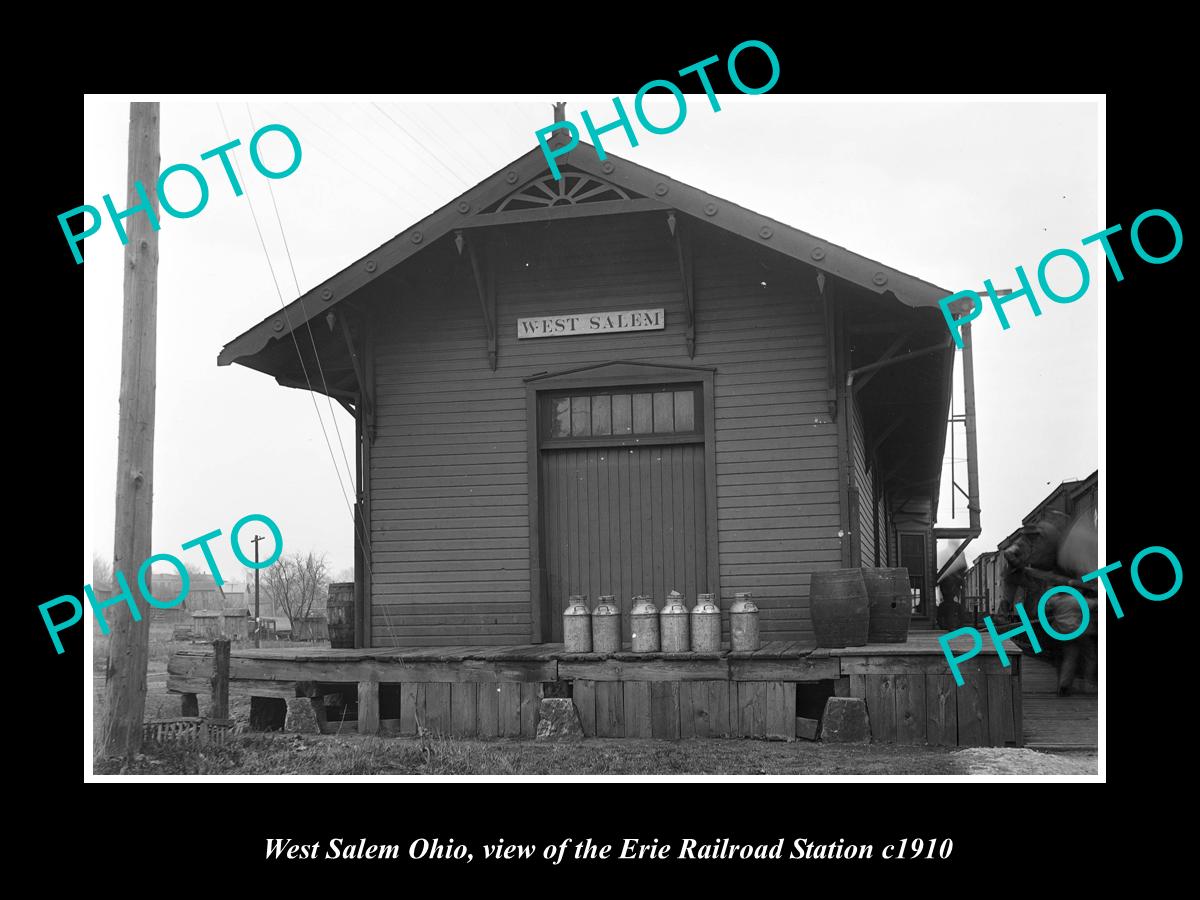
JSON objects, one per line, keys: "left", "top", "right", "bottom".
{"left": 256, "top": 102, "right": 418, "bottom": 213}
{"left": 216, "top": 103, "right": 389, "bottom": 636}
{"left": 389, "top": 102, "right": 484, "bottom": 180}
{"left": 246, "top": 103, "right": 359, "bottom": 496}
{"left": 370, "top": 101, "right": 474, "bottom": 187}
{"left": 424, "top": 102, "right": 496, "bottom": 170}
{"left": 242, "top": 104, "right": 397, "bottom": 639}
{"left": 284, "top": 102, "right": 431, "bottom": 209}
{"left": 319, "top": 102, "right": 452, "bottom": 206}
{"left": 214, "top": 102, "right": 355, "bottom": 517}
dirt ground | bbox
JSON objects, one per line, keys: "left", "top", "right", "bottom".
{"left": 950, "top": 747, "right": 1097, "bottom": 775}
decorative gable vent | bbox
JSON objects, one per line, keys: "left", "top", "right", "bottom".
{"left": 485, "top": 167, "right": 644, "bottom": 213}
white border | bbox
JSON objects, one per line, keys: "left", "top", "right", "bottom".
{"left": 84, "top": 92, "right": 1105, "bottom": 783}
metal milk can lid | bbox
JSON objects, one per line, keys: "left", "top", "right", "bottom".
{"left": 593, "top": 595, "right": 619, "bottom": 616}
{"left": 564, "top": 595, "right": 590, "bottom": 616}
{"left": 730, "top": 591, "right": 758, "bottom": 614}
{"left": 631, "top": 595, "right": 658, "bottom": 616}
{"left": 693, "top": 592, "right": 719, "bottom": 614}
{"left": 662, "top": 590, "right": 689, "bottom": 615}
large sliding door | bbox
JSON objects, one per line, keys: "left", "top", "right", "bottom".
{"left": 538, "top": 383, "right": 709, "bottom": 643}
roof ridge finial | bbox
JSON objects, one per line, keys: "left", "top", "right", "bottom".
{"left": 553, "top": 101, "right": 566, "bottom": 123}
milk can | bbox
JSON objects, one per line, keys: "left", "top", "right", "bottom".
{"left": 660, "top": 591, "right": 690, "bottom": 653}
{"left": 691, "top": 592, "right": 721, "bottom": 652}
{"left": 563, "top": 595, "right": 592, "bottom": 653}
{"left": 630, "top": 596, "right": 660, "bottom": 653}
{"left": 592, "top": 595, "right": 621, "bottom": 653}
{"left": 730, "top": 592, "right": 760, "bottom": 652}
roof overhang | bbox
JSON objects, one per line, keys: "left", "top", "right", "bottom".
{"left": 218, "top": 141, "right": 955, "bottom": 369}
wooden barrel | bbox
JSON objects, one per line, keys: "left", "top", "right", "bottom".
{"left": 327, "top": 582, "right": 355, "bottom": 648}
{"left": 809, "top": 568, "right": 870, "bottom": 648}
{"left": 862, "top": 567, "right": 912, "bottom": 643}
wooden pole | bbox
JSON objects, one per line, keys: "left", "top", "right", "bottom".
{"left": 102, "top": 102, "right": 160, "bottom": 759}
{"left": 211, "top": 639, "right": 230, "bottom": 720}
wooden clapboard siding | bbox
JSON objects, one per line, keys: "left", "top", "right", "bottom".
{"left": 875, "top": 489, "right": 887, "bottom": 567}
{"left": 369, "top": 214, "right": 839, "bottom": 646}
{"left": 850, "top": 399, "right": 875, "bottom": 567}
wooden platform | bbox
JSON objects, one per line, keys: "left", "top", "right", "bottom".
{"left": 1020, "top": 656, "right": 1098, "bottom": 749}
{"left": 168, "top": 633, "right": 1022, "bottom": 747}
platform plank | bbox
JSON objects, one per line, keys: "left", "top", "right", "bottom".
{"left": 987, "top": 675, "right": 1017, "bottom": 746}
{"left": 624, "top": 682, "right": 652, "bottom": 737}
{"left": 498, "top": 683, "right": 522, "bottom": 737}
{"left": 957, "top": 673, "right": 990, "bottom": 746}
{"left": 560, "top": 658, "right": 728, "bottom": 682}
{"left": 840, "top": 655, "right": 1012, "bottom": 676}
{"left": 1022, "top": 695, "right": 1098, "bottom": 749}
{"left": 477, "top": 682, "right": 500, "bottom": 738}
{"left": 893, "top": 674, "right": 926, "bottom": 744}
{"left": 728, "top": 657, "right": 840, "bottom": 682}
{"left": 167, "top": 675, "right": 297, "bottom": 699}
{"left": 868, "top": 675, "right": 897, "bottom": 742}
{"left": 737, "top": 682, "right": 766, "bottom": 738}
{"left": 650, "top": 682, "right": 681, "bottom": 740}
{"left": 595, "top": 681, "right": 625, "bottom": 737}
{"left": 425, "top": 683, "right": 451, "bottom": 736}
{"left": 399, "top": 683, "right": 418, "bottom": 735}
{"left": 573, "top": 680, "right": 597, "bottom": 737}
{"left": 765, "top": 681, "right": 796, "bottom": 741}
{"left": 709, "top": 680, "right": 731, "bottom": 737}
{"left": 926, "top": 674, "right": 958, "bottom": 746}
{"left": 450, "top": 683, "right": 477, "bottom": 737}
{"left": 679, "top": 681, "right": 701, "bottom": 738}
{"left": 414, "top": 684, "right": 427, "bottom": 733}
{"left": 810, "top": 632, "right": 1021, "bottom": 657}
{"left": 519, "top": 683, "right": 539, "bottom": 738}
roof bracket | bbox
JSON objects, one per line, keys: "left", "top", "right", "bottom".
{"left": 667, "top": 211, "right": 696, "bottom": 358}
{"left": 868, "top": 420, "right": 902, "bottom": 465}
{"left": 457, "top": 229, "right": 498, "bottom": 371}
{"left": 849, "top": 330, "right": 916, "bottom": 393}
{"left": 337, "top": 312, "right": 375, "bottom": 443}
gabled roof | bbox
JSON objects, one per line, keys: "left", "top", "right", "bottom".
{"left": 218, "top": 140, "right": 955, "bottom": 367}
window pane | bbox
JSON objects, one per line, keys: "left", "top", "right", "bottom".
{"left": 612, "top": 394, "right": 632, "bottom": 434}
{"left": 592, "top": 395, "right": 611, "bottom": 435}
{"left": 549, "top": 397, "right": 571, "bottom": 438}
{"left": 674, "top": 390, "right": 695, "bottom": 432}
{"left": 632, "top": 394, "right": 653, "bottom": 433}
{"left": 653, "top": 392, "right": 674, "bottom": 433}
{"left": 571, "top": 396, "right": 591, "bottom": 436}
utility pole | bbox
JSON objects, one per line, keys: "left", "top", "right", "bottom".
{"left": 103, "top": 102, "right": 160, "bottom": 759}
{"left": 251, "top": 534, "right": 264, "bottom": 647}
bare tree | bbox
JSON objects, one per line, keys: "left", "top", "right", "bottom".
{"left": 244, "top": 567, "right": 271, "bottom": 617}
{"left": 92, "top": 553, "right": 113, "bottom": 589}
{"left": 262, "top": 552, "right": 330, "bottom": 623}
{"left": 333, "top": 566, "right": 355, "bottom": 584}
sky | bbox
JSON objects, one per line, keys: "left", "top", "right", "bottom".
{"left": 82, "top": 95, "right": 1100, "bottom": 585}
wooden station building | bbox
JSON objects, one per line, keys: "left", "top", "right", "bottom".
{"left": 191, "top": 135, "right": 1018, "bottom": 746}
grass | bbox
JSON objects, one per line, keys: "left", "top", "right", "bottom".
{"left": 95, "top": 732, "right": 966, "bottom": 776}
{"left": 91, "top": 623, "right": 332, "bottom": 764}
